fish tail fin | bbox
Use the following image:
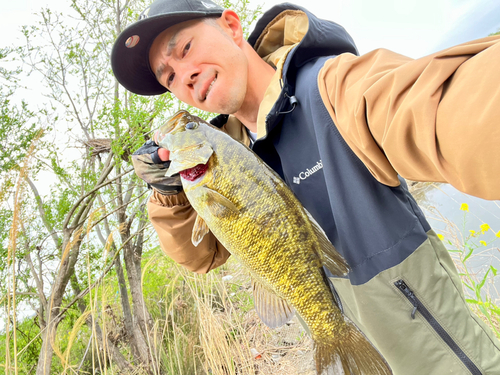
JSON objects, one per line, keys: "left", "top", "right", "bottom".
{"left": 314, "top": 317, "right": 392, "bottom": 375}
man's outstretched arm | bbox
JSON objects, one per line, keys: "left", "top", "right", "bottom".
{"left": 319, "top": 35, "right": 500, "bottom": 200}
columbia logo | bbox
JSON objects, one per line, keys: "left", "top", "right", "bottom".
{"left": 293, "top": 160, "right": 323, "bottom": 184}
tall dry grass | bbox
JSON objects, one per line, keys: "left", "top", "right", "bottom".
{"left": 3, "top": 130, "right": 44, "bottom": 375}
{"left": 141, "top": 254, "right": 314, "bottom": 375}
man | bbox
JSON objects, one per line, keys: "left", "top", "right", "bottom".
{"left": 111, "top": 0, "right": 500, "bottom": 373}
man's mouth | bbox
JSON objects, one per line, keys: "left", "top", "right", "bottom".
{"left": 179, "top": 163, "right": 209, "bottom": 181}
{"left": 204, "top": 75, "right": 217, "bottom": 100}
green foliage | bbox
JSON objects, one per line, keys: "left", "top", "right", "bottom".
{"left": 0, "top": 316, "right": 42, "bottom": 373}
{"left": 0, "top": 100, "right": 40, "bottom": 174}
{"left": 0, "top": 49, "right": 43, "bottom": 180}
{"left": 0, "top": 207, "right": 12, "bottom": 258}
{"left": 43, "top": 187, "right": 76, "bottom": 228}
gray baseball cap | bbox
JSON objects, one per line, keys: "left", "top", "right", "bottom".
{"left": 111, "top": 0, "right": 224, "bottom": 96}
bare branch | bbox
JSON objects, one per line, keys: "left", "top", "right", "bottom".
{"left": 24, "top": 251, "right": 48, "bottom": 311}
{"left": 69, "top": 165, "right": 134, "bottom": 229}
{"left": 26, "top": 177, "right": 60, "bottom": 247}
{"left": 123, "top": 180, "right": 135, "bottom": 205}
{"left": 120, "top": 0, "right": 130, "bottom": 15}
{"left": 94, "top": 222, "right": 107, "bottom": 247}
{"left": 62, "top": 153, "right": 114, "bottom": 229}
{"left": 40, "top": 10, "right": 91, "bottom": 139}
{"left": 75, "top": 188, "right": 147, "bottom": 230}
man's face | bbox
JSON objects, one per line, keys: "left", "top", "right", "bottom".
{"left": 149, "top": 14, "right": 248, "bottom": 114}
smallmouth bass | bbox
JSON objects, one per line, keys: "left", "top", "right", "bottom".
{"left": 160, "top": 111, "right": 392, "bottom": 375}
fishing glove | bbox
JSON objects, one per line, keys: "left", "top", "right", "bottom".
{"left": 131, "top": 139, "right": 183, "bottom": 195}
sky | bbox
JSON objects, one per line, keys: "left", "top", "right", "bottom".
{"left": 1, "top": 0, "right": 500, "bottom": 57}
{"left": 260, "top": 0, "right": 500, "bottom": 57}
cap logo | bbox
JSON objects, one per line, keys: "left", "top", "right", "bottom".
{"left": 201, "top": 1, "right": 217, "bottom": 9}
{"left": 138, "top": 7, "right": 151, "bottom": 20}
{"left": 125, "top": 35, "right": 140, "bottom": 48}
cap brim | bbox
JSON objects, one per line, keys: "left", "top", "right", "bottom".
{"left": 111, "top": 11, "right": 222, "bottom": 96}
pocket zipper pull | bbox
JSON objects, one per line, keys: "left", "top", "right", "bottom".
{"left": 395, "top": 280, "right": 418, "bottom": 319}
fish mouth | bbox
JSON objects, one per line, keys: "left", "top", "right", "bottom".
{"left": 179, "top": 162, "right": 209, "bottom": 181}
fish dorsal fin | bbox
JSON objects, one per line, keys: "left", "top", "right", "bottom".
{"left": 252, "top": 279, "right": 295, "bottom": 328}
{"left": 192, "top": 214, "right": 210, "bottom": 247}
{"left": 202, "top": 187, "right": 240, "bottom": 217}
{"left": 166, "top": 144, "right": 213, "bottom": 176}
{"left": 305, "top": 209, "right": 349, "bottom": 276}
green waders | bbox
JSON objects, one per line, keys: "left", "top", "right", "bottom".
{"left": 330, "top": 231, "right": 500, "bottom": 375}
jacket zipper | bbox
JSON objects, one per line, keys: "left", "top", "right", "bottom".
{"left": 394, "top": 279, "right": 482, "bottom": 375}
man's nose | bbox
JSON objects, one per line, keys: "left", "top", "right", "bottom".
{"left": 180, "top": 65, "right": 200, "bottom": 86}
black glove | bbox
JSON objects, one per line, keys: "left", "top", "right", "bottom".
{"left": 131, "top": 140, "right": 183, "bottom": 195}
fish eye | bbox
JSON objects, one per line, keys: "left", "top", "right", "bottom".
{"left": 185, "top": 122, "right": 198, "bottom": 130}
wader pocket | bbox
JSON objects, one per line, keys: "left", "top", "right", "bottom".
{"left": 394, "top": 279, "right": 482, "bottom": 375}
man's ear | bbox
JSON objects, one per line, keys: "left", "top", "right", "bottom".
{"left": 219, "top": 9, "right": 244, "bottom": 45}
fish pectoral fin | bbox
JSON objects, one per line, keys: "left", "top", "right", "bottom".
{"left": 305, "top": 209, "right": 349, "bottom": 277}
{"left": 252, "top": 279, "right": 295, "bottom": 329}
{"left": 192, "top": 214, "right": 210, "bottom": 247}
{"left": 203, "top": 188, "right": 240, "bottom": 216}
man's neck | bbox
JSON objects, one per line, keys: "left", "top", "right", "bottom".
{"left": 233, "top": 45, "right": 275, "bottom": 133}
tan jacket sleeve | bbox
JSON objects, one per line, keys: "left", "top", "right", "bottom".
{"left": 318, "top": 35, "right": 500, "bottom": 200}
{"left": 148, "top": 190, "right": 231, "bottom": 273}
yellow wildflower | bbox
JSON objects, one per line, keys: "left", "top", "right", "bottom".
{"left": 480, "top": 223, "right": 490, "bottom": 233}
{"left": 460, "top": 203, "right": 469, "bottom": 212}
{"left": 437, "top": 234, "right": 444, "bottom": 241}
{"left": 469, "top": 230, "right": 476, "bottom": 235}
{"left": 496, "top": 230, "right": 500, "bottom": 238}
{"left": 480, "top": 240, "right": 487, "bottom": 246}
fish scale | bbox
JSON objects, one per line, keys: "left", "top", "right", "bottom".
{"left": 161, "top": 110, "right": 393, "bottom": 375}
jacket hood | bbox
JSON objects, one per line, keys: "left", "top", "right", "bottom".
{"left": 249, "top": 3, "right": 358, "bottom": 83}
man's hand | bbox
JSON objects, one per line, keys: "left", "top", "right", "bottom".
{"left": 153, "top": 128, "right": 171, "bottom": 161}
{"left": 131, "top": 139, "right": 182, "bottom": 195}
{"left": 157, "top": 148, "right": 170, "bottom": 162}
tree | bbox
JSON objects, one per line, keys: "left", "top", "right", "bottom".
{"left": 2, "top": 0, "right": 262, "bottom": 374}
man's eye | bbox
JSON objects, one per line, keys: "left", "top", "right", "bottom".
{"left": 167, "top": 73, "right": 175, "bottom": 86}
{"left": 183, "top": 42, "right": 191, "bottom": 57}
